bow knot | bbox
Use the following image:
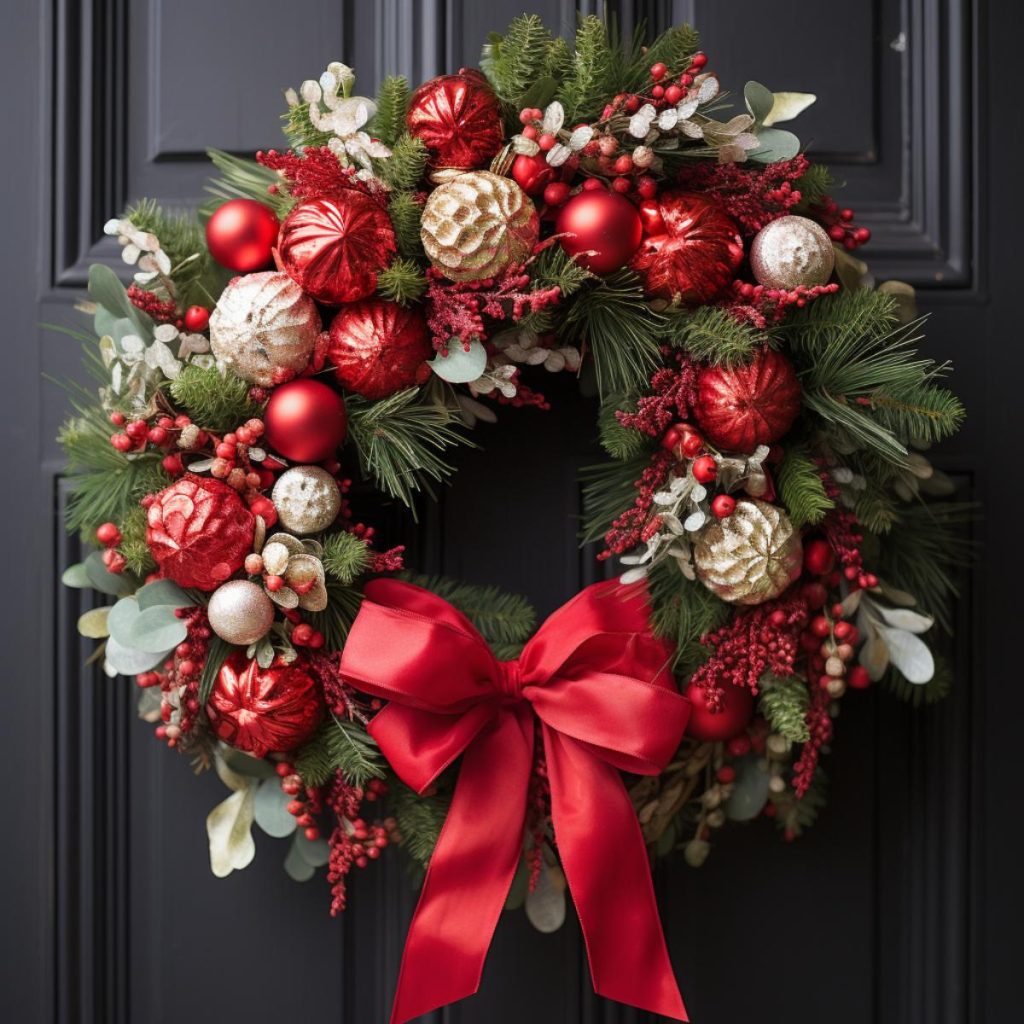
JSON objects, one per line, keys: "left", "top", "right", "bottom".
{"left": 339, "top": 578, "right": 690, "bottom": 1024}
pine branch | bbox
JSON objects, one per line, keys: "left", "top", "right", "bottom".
{"left": 776, "top": 446, "right": 833, "bottom": 528}
{"left": 118, "top": 505, "right": 156, "bottom": 576}
{"left": 388, "top": 191, "right": 425, "bottom": 259}
{"left": 345, "top": 388, "right": 472, "bottom": 512}
{"left": 666, "top": 306, "right": 763, "bottom": 367}
{"left": 759, "top": 674, "right": 811, "bottom": 742}
{"left": 647, "top": 558, "right": 729, "bottom": 672}
{"left": 597, "top": 396, "right": 654, "bottom": 460}
{"left": 320, "top": 531, "right": 371, "bottom": 585}
{"left": 480, "top": 14, "right": 557, "bottom": 105}
{"left": 557, "top": 15, "right": 620, "bottom": 124}
{"left": 794, "top": 163, "right": 835, "bottom": 210}
{"left": 295, "top": 715, "right": 386, "bottom": 788}
{"left": 371, "top": 75, "right": 410, "bottom": 147}
{"left": 375, "top": 134, "right": 427, "bottom": 192}
{"left": 580, "top": 452, "right": 651, "bottom": 544}
{"left": 881, "top": 655, "right": 953, "bottom": 706}
{"left": 621, "top": 23, "right": 700, "bottom": 92}
{"left": 281, "top": 102, "right": 335, "bottom": 150}
{"left": 169, "top": 364, "right": 260, "bottom": 433}
{"left": 391, "top": 780, "right": 450, "bottom": 868}
{"left": 562, "top": 270, "right": 664, "bottom": 397}
{"left": 198, "top": 637, "right": 234, "bottom": 705}
{"left": 377, "top": 258, "right": 428, "bottom": 305}
{"left": 772, "top": 767, "right": 827, "bottom": 837}
{"left": 404, "top": 574, "right": 537, "bottom": 648}
{"left": 204, "top": 148, "right": 292, "bottom": 217}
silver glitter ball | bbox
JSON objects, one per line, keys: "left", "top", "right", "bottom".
{"left": 209, "top": 271, "right": 321, "bottom": 386}
{"left": 749, "top": 215, "right": 835, "bottom": 290}
{"left": 271, "top": 466, "right": 341, "bottom": 535}
{"left": 693, "top": 499, "right": 803, "bottom": 605}
{"left": 208, "top": 580, "right": 276, "bottom": 645}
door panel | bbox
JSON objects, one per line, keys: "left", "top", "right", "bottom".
{"left": 2, "top": 1, "right": 1005, "bottom": 1022}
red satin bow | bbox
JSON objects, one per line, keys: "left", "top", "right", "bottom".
{"left": 339, "top": 578, "right": 690, "bottom": 1023}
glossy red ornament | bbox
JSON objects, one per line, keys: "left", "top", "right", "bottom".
{"left": 275, "top": 193, "right": 396, "bottom": 305}
{"left": 327, "top": 298, "right": 432, "bottom": 399}
{"left": 683, "top": 682, "right": 754, "bottom": 742}
{"left": 629, "top": 191, "right": 743, "bottom": 303}
{"left": 406, "top": 70, "right": 504, "bottom": 169}
{"left": 207, "top": 651, "right": 324, "bottom": 757}
{"left": 205, "top": 199, "right": 279, "bottom": 272}
{"left": 694, "top": 348, "right": 802, "bottom": 454}
{"left": 510, "top": 153, "right": 556, "bottom": 196}
{"left": 145, "top": 475, "right": 255, "bottom": 591}
{"left": 555, "top": 190, "right": 643, "bottom": 275}
{"left": 263, "top": 379, "right": 348, "bottom": 463}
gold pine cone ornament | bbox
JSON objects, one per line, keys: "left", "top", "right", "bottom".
{"left": 420, "top": 171, "right": 540, "bottom": 281}
{"left": 693, "top": 499, "right": 803, "bottom": 605}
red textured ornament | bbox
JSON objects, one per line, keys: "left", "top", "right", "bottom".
{"left": 264, "top": 379, "right": 348, "bottom": 462}
{"left": 556, "top": 190, "right": 643, "bottom": 275}
{"left": 510, "top": 153, "right": 556, "bottom": 196}
{"left": 630, "top": 191, "right": 744, "bottom": 303}
{"left": 275, "top": 193, "right": 396, "bottom": 305}
{"left": 206, "top": 199, "right": 279, "bottom": 273}
{"left": 207, "top": 651, "right": 324, "bottom": 757}
{"left": 327, "top": 298, "right": 432, "bottom": 400}
{"left": 694, "top": 348, "right": 802, "bottom": 454}
{"left": 406, "top": 70, "right": 504, "bottom": 170}
{"left": 683, "top": 681, "right": 754, "bottom": 742}
{"left": 145, "top": 474, "right": 255, "bottom": 591}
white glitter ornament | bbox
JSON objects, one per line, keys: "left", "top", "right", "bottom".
{"left": 749, "top": 215, "right": 835, "bottom": 290}
{"left": 693, "top": 499, "right": 803, "bottom": 605}
{"left": 271, "top": 466, "right": 341, "bottom": 535}
{"left": 208, "top": 580, "right": 276, "bottom": 645}
{"left": 209, "top": 271, "right": 321, "bottom": 386}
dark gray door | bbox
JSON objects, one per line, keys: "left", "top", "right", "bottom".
{"left": 2, "top": 1, "right": 1014, "bottom": 1022}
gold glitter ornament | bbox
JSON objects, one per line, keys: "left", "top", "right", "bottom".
{"left": 271, "top": 465, "right": 341, "bottom": 535}
{"left": 749, "top": 215, "right": 835, "bottom": 290}
{"left": 693, "top": 499, "right": 803, "bottom": 605}
{"left": 207, "top": 580, "right": 276, "bottom": 645}
{"left": 420, "top": 171, "right": 539, "bottom": 282}
{"left": 209, "top": 271, "right": 321, "bottom": 386}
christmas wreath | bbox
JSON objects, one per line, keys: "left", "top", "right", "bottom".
{"left": 57, "top": 14, "right": 968, "bottom": 1022}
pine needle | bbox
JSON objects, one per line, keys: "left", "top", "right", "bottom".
{"left": 776, "top": 446, "right": 834, "bottom": 528}
{"left": 667, "top": 306, "right": 763, "bottom": 367}
{"left": 759, "top": 674, "right": 811, "bottom": 742}
{"left": 169, "top": 365, "right": 260, "bottom": 433}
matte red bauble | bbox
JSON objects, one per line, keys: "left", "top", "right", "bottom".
{"left": 683, "top": 682, "right": 754, "bottom": 743}
{"left": 206, "top": 199, "right": 279, "bottom": 273}
{"left": 406, "top": 70, "right": 504, "bottom": 170}
{"left": 510, "top": 153, "right": 556, "bottom": 196}
{"left": 275, "top": 193, "right": 396, "bottom": 305}
{"left": 207, "top": 651, "right": 324, "bottom": 758}
{"left": 629, "top": 191, "right": 743, "bottom": 303}
{"left": 263, "top": 379, "right": 348, "bottom": 463}
{"left": 145, "top": 475, "right": 255, "bottom": 591}
{"left": 693, "top": 348, "right": 802, "bottom": 454}
{"left": 556, "top": 190, "right": 643, "bottom": 275}
{"left": 327, "top": 299, "right": 432, "bottom": 400}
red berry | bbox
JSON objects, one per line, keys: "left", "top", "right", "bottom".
{"left": 537, "top": 133, "right": 556, "bottom": 151}
{"left": 96, "top": 522, "right": 121, "bottom": 546}
{"left": 161, "top": 453, "right": 183, "bottom": 475}
{"left": 833, "top": 620, "right": 854, "bottom": 641}
{"left": 126, "top": 419, "right": 148, "bottom": 439}
{"left": 803, "top": 539, "right": 836, "bottom": 577}
{"left": 681, "top": 432, "right": 704, "bottom": 458}
{"left": 810, "top": 615, "right": 831, "bottom": 638}
{"left": 691, "top": 53, "right": 708, "bottom": 68}
{"left": 611, "top": 176, "right": 631, "bottom": 193}
{"left": 711, "top": 494, "right": 736, "bottom": 518}
{"left": 147, "top": 426, "right": 169, "bottom": 446}
{"left": 651, "top": 85, "right": 665, "bottom": 99}
{"left": 264, "top": 574, "right": 284, "bottom": 592}
{"left": 650, "top": 62, "right": 668, "bottom": 81}
{"left": 623, "top": 96, "right": 640, "bottom": 113}
{"left": 183, "top": 306, "right": 210, "bottom": 332}
{"left": 582, "top": 177, "right": 605, "bottom": 192}
{"left": 542, "top": 182, "right": 571, "bottom": 207}
{"left": 727, "top": 734, "right": 752, "bottom": 757}
{"left": 613, "top": 154, "right": 633, "bottom": 174}
{"left": 291, "top": 623, "right": 314, "bottom": 646}
{"left": 716, "top": 765, "right": 736, "bottom": 784}
{"left": 275, "top": 762, "right": 293, "bottom": 778}
{"left": 854, "top": 227, "right": 871, "bottom": 244}
{"left": 109, "top": 411, "right": 126, "bottom": 426}
{"left": 847, "top": 665, "right": 871, "bottom": 689}
{"left": 636, "top": 176, "right": 658, "bottom": 199}
{"left": 304, "top": 827, "right": 320, "bottom": 842}
{"left": 665, "top": 84, "right": 683, "bottom": 104}
{"left": 111, "top": 433, "right": 133, "bottom": 452}
{"left": 692, "top": 455, "right": 717, "bottom": 483}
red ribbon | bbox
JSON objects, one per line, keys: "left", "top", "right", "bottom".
{"left": 339, "top": 578, "right": 690, "bottom": 1023}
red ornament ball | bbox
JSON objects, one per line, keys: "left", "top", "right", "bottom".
{"left": 510, "top": 153, "right": 556, "bottom": 196}
{"left": 206, "top": 199, "right": 279, "bottom": 273}
{"left": 207, "top": 651, "right": 324, "bottom": 758}
{"left": 683, "top": 682, "right": 755, "bottom": 742}
{"left": 327, "top": 298, "right": 432, "bottom": 400}
{"left": 630, "top": 191, "right": 743, "bottom": 303}
{"left": 264, "top": 379, "right": 348, "bottom": 463}
{"left": 556, "top": 189, "right": 643, "bottom": 275}
{"left": 145, "top": 474, "right": 255, "bottom": 591}
{"left": 406, "top": 69, "right": 504, "bottom": 170}
{"left": 275, "top": 193, "right": 396, "bottom": 306}
{"left": 694, "top": 348, "right": 802, "bottom": 454}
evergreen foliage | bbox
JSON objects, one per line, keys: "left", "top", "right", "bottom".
{"left": 481, "top": 14, "right": 557, "bottom": 108}
{"left": 204, "top": 149, "right": 291, "bottom": 217}
{"left": 377, "top": 258, "right": 428, "bottom": 305}
{"left": 371, "top": 75, "right": 411, "bottom": 147}
{"left": 794, "top": 163, "right": 835, "bottom": 209}
{"left": 169, "top": 364, "right": 260, "bottom": 433}
{"left": 375, "top": 134, "right": 427, "bottom": 193}
{"left": 597, "top": 396, "right": 652, "bottom": 460}
{"left": 647, "top": 558, "right": 730, "bottom": 671}
{"left": 557, "top": 16, "right": 621, "bottom": 124}
{"left": 346, "top": 388, "right": 471, "bottom": 511}
{"left": 198, "top": 637, "right": 234, "bottom": 705}
{"left": 580, "top": 452, "right": 651, "bottom": 545}
{"left": 320, "top": 531, "right": 371, "bottom": 585}
{"left": 387, "top": 191, "right": 426, "bottom": 259}
{"left": 776, "top": 446, "right": 834, "bottom": 527}
{"left": 281, "top": 102, "right": 335, "bottom": 150}
{"left": 118, "top": 505, "right": 156, "bottom": 576}
{"left": 666, "top": 306, "right": 763, "bottom": 366}
{"left": 621, "top": 23, "right": 700, "bottom": 92}
{"left": 882, "top": 655, "right": 953, "bottom": 706}
{"left": 759, "top": 674, "right": 811, "bottom": 742}
{"left": 772, "top": 768, "right": 827, "bottom": 836}
{"left": 307, "top": 579, "right": 363, "bottom": 650}
{"left": 295, "top": 715, "right": 387, "bottom": 788}
{"left": 391, "top": 780, "right": 450, "bottom": 867}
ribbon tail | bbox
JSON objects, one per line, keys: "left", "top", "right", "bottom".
{"left": 389, "top": 706, "right": 534, "bottom": 1024}
{"left": 544, "top": 727, "right": 688, "bottom": 1022}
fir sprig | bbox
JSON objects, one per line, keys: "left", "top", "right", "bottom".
{"left": 204, "top": 149, "right": 291, "bottom": 217}
{"left": 377, "top": 258, "right": 428, "bottom": 305}
{"left": 370, "top": 76, "right": 411, "bottom": 147}
{"left": 306, "top": 579, "right": 363, "bottom": 651}
{"left": 391, "top": 780, "right": 450, "bottom": 867}
{"left": 320, "top": 531, "right": 371, "bottom": 585}
{"left": 776, "top": 446, "right": 834, "bottom": 528}
{"left": 647, "top": 558, "right": 729, "bottom": 671}
{"left": 388, "top": 191, "right": 426, "bottom": 259}
{"left": 759, "top": 674, "right": 811, "bottom": 743}
{"left": 295, "top": 715, "right": 386, "bottom": 788}
{"left": 580, "top": 452, "right": 651, "bottom": 545}
{"left": 666, "top": 306, "right": 763, "bottom": 366}
{"left": 375, "top": 134, "right": 427, "bottom": 193}
{"left": 597, "top": 396, "right": 653, "bottom": 460}
{"left": 169, "top": 364, "right": 261, "bottom": 433}
{"left": 557, "top": 15, "right": 621, "bottom": 124}
{"left": 281, "top": 103, "right": 335, "bottom": 150}
{"left": 481, "top": 14, "right": 556, "bottom": 107}
{"left": 621, "top": 23, "right": 700, "bottom": 92}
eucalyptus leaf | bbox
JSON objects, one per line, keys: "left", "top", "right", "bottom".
{"left": 879, "top": 627, "right": 935, "bottom": 683}
{"left": 295, "top": 832, "right": 331, "bottom": 868}
{"left": 62, "top": 563, "right": 91, "bottom": 588}
{"left": 119, "top": 605, "right": 188, "bottom": 653}
{"left": 743, "top": 80, "right": 775, "bottom": 124}
{"left": 104, "top": 636, "right": 173, "bottom": 675}
{"left": 106, "top": 596, "right": 141, "bottom": 642}
{"left": 253, "top": 778, "right": 297, "bottom": 838}
{"left": 77, "top": 606, "right": 111, "bottom": 638}
{"left": 429, "top": 340, "right": 487, "bottom": 383}
{"left": 221, "top": 747, "right": 277, "bottom": 779}
{"left": 84, "top": 551, "right": 136, "bottom": 596}
{"left": 723, "top": 755, "right": 771, "bottom": 822}
{"left": 284, "top": 834, "right": 316, "bottom": 881}
{"left": 88, "top": 263, "right": 153, "bottom": 338}
{"left": 748, "top": 128, "right": 802, "bottom": 163}
{"left": 136, "top": 579, "right": 193, "bottom": 610}
{"left": 524, "top": 864, "right": 566, "bottom": 933}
